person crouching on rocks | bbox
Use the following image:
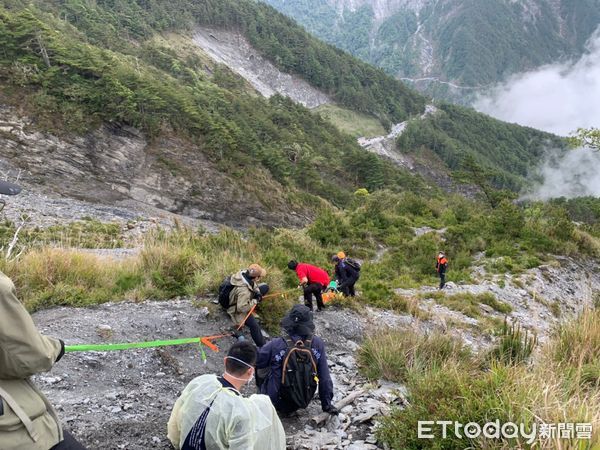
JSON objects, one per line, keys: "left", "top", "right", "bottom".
{"left": 256, "top": 305, "right": 337, "bottom": 417}
{"left": 221, "top": 264, "right": 269, "bottom": 347}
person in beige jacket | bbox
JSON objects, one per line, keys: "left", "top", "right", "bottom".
{"left": 225, "top": 264, "right": 269, "bottom": 347}
{"left": 0, "top": 180, "right": 86, "bottom": 450}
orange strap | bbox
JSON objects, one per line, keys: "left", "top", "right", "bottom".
{"left": 201, "top": 333, "right": 232, "bottom": 352}
{"left": 237, "top": 304, "right": 257, "bottom": 330}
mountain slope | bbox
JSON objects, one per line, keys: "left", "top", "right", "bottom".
{"left": 0, "top": 0, "right": 560, "bottom": 221}
{"left": 263, "top": 0, "right": 600, "bottom": 101}
{"left": 1, "top": 1, "right": 428, "bottom": 221}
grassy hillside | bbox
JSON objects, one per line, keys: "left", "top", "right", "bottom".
{"left": 397, "top": 103, "right": 563, "bottom": 191}
{"left": 6, "top": 0, "right": 425, "bottom": 124}
{"left": 4, "top": 190, "right": 599, "bottom": 317}
{"left": 2, "top": 189, "right": 600, "bottom": 448}
{"left": 314, "top": 104, "right": 386, "bottom": 138}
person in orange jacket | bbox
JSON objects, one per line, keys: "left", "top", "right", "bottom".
{"left": 436, "top": 251, "right": 448, "bottom": 289}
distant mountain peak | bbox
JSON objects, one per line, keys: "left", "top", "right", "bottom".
{"left": 263, "top": 0, "right": 600, "bottom": 103}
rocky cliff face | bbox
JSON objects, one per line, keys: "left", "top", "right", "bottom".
{"left": 192, "top": 28, "right": 331, "bottom": 108}
{"left": 0, "top": 105, "right": 309, "bottom": 228}
{"left": 328, "top": 0, "right": 424, "bottom": 20}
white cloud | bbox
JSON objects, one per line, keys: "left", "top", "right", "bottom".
{"left": 521, "top": 147, "right": 600, "bottom": 200}
{"left": 474, "top": 30, "right": 600, "bottom": 136}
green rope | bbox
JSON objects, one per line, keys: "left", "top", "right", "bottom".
{"left": 64, "top": 289, "right": 298, "bottom": 355}
{"left": 65, "top": 337, "right": 203, "bottom": 353}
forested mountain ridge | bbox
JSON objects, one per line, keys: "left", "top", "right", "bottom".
{"left": 263, "top": 0, "right": 600, "bottom": 102}
{"left": 0, "top": 0, "right": 560, "bottom": 225}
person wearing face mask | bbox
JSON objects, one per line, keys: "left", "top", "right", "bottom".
{"left": 167, "top": 341, "right": 285, "bottom": 450}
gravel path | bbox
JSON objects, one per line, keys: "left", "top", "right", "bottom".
{"left": 32, "top": 299, "right": 404, "bottom": 450}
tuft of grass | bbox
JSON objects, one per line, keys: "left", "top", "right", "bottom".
{"left": 327, "top": 292, "right": 362, "bottom": 312}
{"left": 487, "top": 318, "right": 538, "bottom": 366}
{"left": 580, "top": 363, "right": 600, "bottom": 388}
{"left": 358, "top": 329, "right": 471, "bottom": 381}
{"left": 551, "top": 308, "right": 600, "bottom": 370}
{"left": 593, "top": 291, "right": 600, "bottom": 309}
{"left": 257, "top": 293, "right": 297, "bottom": 335}
{"left": 512, "top": 277, "right": 525, "bottom": 289}
{"left": 550, "top": 300, "right": 561, "bottom": 317}
{"left": 1, "top": 248, "right": 130, "bottom": 310}
{"left": 573, "top": 228, "right": 600, "bottom": 257}
{"left": 377, "top": 310, "right": 600, "bottom": 449}
{"left": 478, "top": 292, "right": 513, "bottom": 314}
{"left": 435, "top": 291, "right": 511, "bottom": 318}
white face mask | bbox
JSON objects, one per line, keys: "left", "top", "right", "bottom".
{"left": 223, "top": 356, "right": 255, "bottom": 385}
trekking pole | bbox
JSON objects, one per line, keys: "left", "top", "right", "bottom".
{"left": 237, "top": 304, "right": 257, "bottom": 330}
{"left": 235, "top": 288, "right": 297, "bottom": 330}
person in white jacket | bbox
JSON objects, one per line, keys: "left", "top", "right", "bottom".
{"left": 167, "top": 341, "right": 285, "bottom": 450}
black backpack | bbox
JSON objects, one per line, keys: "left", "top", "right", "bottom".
{"left": 218, "top": 276, "right": 234, "bottom": 309}
{"left": 279, "top": 337, "right": 319, "bottom": 410}
{"left": 345, "top": 258, "right": 361, "bottom": 272}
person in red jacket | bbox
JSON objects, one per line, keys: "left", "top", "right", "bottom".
{"left": 287, "top": 260, "right": 330, "bottom": 311}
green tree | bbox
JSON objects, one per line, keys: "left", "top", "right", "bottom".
{"left": 569, "top": 127, "right": 600, "bottom": 150}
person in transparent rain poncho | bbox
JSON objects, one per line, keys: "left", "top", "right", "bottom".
{"left": 167, "top": 341, "right": 285, "bottom": 450}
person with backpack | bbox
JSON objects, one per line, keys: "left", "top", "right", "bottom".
{"left": 332, "top": 251, "right": 360, "bottom": 297}
{"left": 219, "top": 264, "right": 269, "bottom": 347}
{"left": 436, "top": 251, "right": 448, "bottom": 289}
{"left": 0, "top": 180, "right": 87, "bottom": 450}
{"left": 287, "top": 260, "right": 330, "bottom": 312}
{"left": 168, "top": 341, "right": 285, "bottom": 450}
{"left": 256, "top": 305, "right": 337, "bottom": 416}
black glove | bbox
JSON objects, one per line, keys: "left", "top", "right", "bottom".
{"left": 254, "top": 293, "right": 263, "bottom": 303}
{"left": 323, "top": 404, "right": 339, "bottom": 415}
{"left": 55, "top": 339, "right": 65, "bottom": 363}
{"left": 231, "top": 330, "right": 243, "bottom": 340}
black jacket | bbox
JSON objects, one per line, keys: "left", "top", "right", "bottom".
{"left": 335, "top": 261, "right": 359, "bottom": 286}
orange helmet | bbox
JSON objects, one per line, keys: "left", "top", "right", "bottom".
{"left": 337, "top": 251, "right": 346, "bottom": 259}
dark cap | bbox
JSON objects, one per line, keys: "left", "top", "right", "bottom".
{"left": 0, "top": 180, "right": 21, "bottom": 196}
{"left": 287, "top": 260, "right": 298, "bottom": 270}
{"left": 281, "top": 304, "right": 315, "bottom": 336}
